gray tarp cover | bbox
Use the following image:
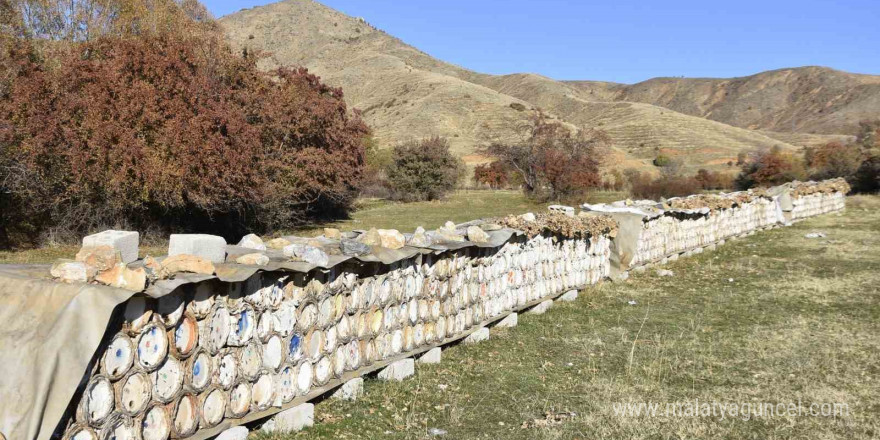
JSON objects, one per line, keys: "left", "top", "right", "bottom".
{"left": 0, "top": 266, "right": 134, "bottom": 440}
{"left": 0, "top": 228, "right": 521, "bottom": 440}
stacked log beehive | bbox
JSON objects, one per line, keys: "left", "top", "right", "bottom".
{"left": 62, "top": 234, "right": 611, "bottom": 440}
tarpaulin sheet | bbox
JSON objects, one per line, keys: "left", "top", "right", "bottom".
{"left": 0, "top": 266, "right": 135, "bottom": 440}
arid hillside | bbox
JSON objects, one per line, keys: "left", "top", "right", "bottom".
{"left": 566, "top": 67, "right": 880, "bottom": 136}
{"left": 220, "top": 0, "right": 874, "bottom": 172}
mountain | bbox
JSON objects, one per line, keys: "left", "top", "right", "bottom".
{"left": 565, "top": 67, "right": 880, "bottom": 136}
{"left": 219, "top": 0, "right": 874, "bottom": 174}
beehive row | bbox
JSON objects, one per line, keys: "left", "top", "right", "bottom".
{"left": 791, "top": 192, "right": 846, "bottom": 220}
{"left": 630, "top": 196, "right": 776, "bottom": 267}
{"left": 63, "top": 234, "right": 610, "bottom": 440}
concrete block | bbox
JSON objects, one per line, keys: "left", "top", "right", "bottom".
{"left": 168, "top": 234, "right": 227, "bottom": 263}
{"left": 262, "top": 403, "right": 314, "bottom": 433}
{"left": 494, "top": 313, "right": 518, "bottom": 328}
{"left": 83, "top": 230, "right": 139, "bottom": 263}
{"left": 418, "top": 347, "right": 442, "bottom": 364}
{"left": 527, "top": 299, "right": 553, "bottom": 315}
{"left": 559, "top": 290, "right": 578, "bottom": 302}
{"left": 331, "top": 378, "right": 364, "bottom": 401}
{"left": 378, "top": 358, "right": 414, "bottom": 381}
{"left": 215, "top": 426, "right": 249, "bottom": 440}
{"left": 463, "top": 327, "right": 489, "bottom": 344}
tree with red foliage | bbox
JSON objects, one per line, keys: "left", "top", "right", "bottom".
{"left": 473, "top": 162, "right": 509, "bottom": 189}
{"left": 734, "top": 147, "right": 806, "bottom": 190}
{"left": 0, "top": 13, "right": 369, "bottom": 245}
{"left": 482, "top": 112, "right": 608, "bottom": 200}
{"left": 805, "top": 141, "right": 863, "bottom": 181}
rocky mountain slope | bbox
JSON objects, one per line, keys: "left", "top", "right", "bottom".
{"left": 220, "top": 0, "right": 874, "bottom": 172}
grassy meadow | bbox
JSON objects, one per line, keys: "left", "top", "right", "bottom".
{"left": 252, "top": 195, "right": 880, "bottom": 439}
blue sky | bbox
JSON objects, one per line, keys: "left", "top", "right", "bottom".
{"left": 207, "top": 0, "right": 880, "bottom": 84}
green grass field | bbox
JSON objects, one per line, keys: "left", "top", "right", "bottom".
{"left": 253, "top": 195, "right": 880, "bottom": 439}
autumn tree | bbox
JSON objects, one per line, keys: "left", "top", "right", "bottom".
{"left": 805, "top": 141, "right": 863, "bottom": 181}
{"left": 473, "top": 162, "right": 509, "bottom": 189}
{"left": 735, "top": 146, "right": 806, "bottom": 190}
{"left": 0, "top": 0, "right": 370, "bottom": 245}
{"left": 482, "top": 112, "right": 609, "bottom": 200}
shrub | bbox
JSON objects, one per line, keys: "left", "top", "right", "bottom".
{"left": 694, "top": 169, "right": 733, "bottom": 190}
{"left": 631, "top": 176, "right": 701, "bottom": 200}
{"left": 805, "top": 141, "right": 863, "bottom": 181}
{"left": 735, "top": 147, "right": 806, "bottom": 190}
{"left": 386, "top": 136, "right": 463, "bottom": 201}
{"left": 653, "top": 154, "right": 672, "bottom": 167}
{"left": 473, "top": 161, "right": 509, "bottom": 189}
{"left": 509, "top": 102, "right": 526, "bottom": 112}
{"left": 852, "top": 155, "right": 880, "bottom": 193}
{"left": 0, "top": 24, "right": 369, "bottom": 245}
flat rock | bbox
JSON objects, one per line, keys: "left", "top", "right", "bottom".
{"left": 378, "top": 229, "right": 406, "bottom": 249}
{"left": 358, "top": 228, "right": 382, "bottom": 246}
{"left": 464, "top": 327, "right": 489, "bottom": 344}
{"left": 548, "top": 205, "right": 575, "bottom": 217}
{"left": 236, "top": 253, "right": 269, "bottom": 266}
{"left": 50, "top": 260, "right": 93, "bottom": 283}
{"left": 559, "top": 290, "right": 578, "bottom": 302}
{"left": 494, "top": 313, "right": 518, "bottom": 328}
{"left": 265, "top": 237, "right": 291, "bottom": 250}
{"left": 340, "top": 239, "right": 371, "bottom": 256}
{"left": 215, "top": 426, "right": 249, "bottom": 440}
{"left": 75, "top": 245, "right": 121, "bottom": 272}
{"left": 331, "top": 378, "right": 364, "bottom": 401}
{"left": 466, "top": 226, "right": 490, "bottom": 243}
{"left": 237, "top": 234, "right": 266, "bottom": 251}
{"left": 418, "top": 347, "right": 442, "bottom": 364}
{"left": 805, "top": 232, "right": 827, "bottom": 239}
{"left": 521, "top": 212, "right": 537, "bottom": 222}
{"left": 161, "top": 254, "right": 215, "bottom": 275}
{"left": 656, "top": 269, "right": 674, "bottom": 277}
{"left": 82, "top": 230, "right": 139, "bottom": 264}
{"left": 527, "top": 299, "right": 553, "bottom": 315}
{"left": 168, "top": 234, "right": 226, "bottom": 263}
{"left": 95, "top": 263, "right": 147, "bottom": 291}
{"left": 436, "top": 221, "right": 464, "bottom": 242}
{"left": 377, "top": 358, "right": 414, "bottom": 381}
{"left": 262, "top": 403, "right": 314, "bottom": 433}
{"left": 407, "top": 226, "right": 432, "bottom": 247}
{"left": 283, "top": 243, "right": 329, "bottom": 266}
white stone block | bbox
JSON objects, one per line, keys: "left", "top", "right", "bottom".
{"left": 262, "top": 403, "right": 314, "bottom": 433}
{"left": 418, "top": 347, "right": 442, "bottom": 364}
{"left": 331, "top": 378, "right": 364, "bottom": 401}
{"left": 706, "top": 244, "right": 717, "bottom": 251}
{"left": 168, "top": 234, "right": 227, "bottom": 263}
{"left": 527, "top": 299, "right": 553, "bottom": 315}
{"left": 377, "top": 358, "right": 414, "bottom": 381}
{"left": 632, "top": 266, "right": 646, "bottom": 273}
{"left": 463, "top": 327, "right": 489, "bottom": 344}
{"left": 668, "top": 253, "right": 679, "bottom": 262}
{"left": 494, "top": 313, "right": 518, "bottom": 328}
{"left": 559, "top": 290, "right": 578, "bottom": 302}
{"left": 215, "top": 426, "right": 249, "bottom": 440}
{"left": 83, "top": 230, "right": 139, "bottom": 263}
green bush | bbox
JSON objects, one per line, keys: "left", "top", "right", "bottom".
{"left": 387, "top": 137, "right": 463, "bottom": 201}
